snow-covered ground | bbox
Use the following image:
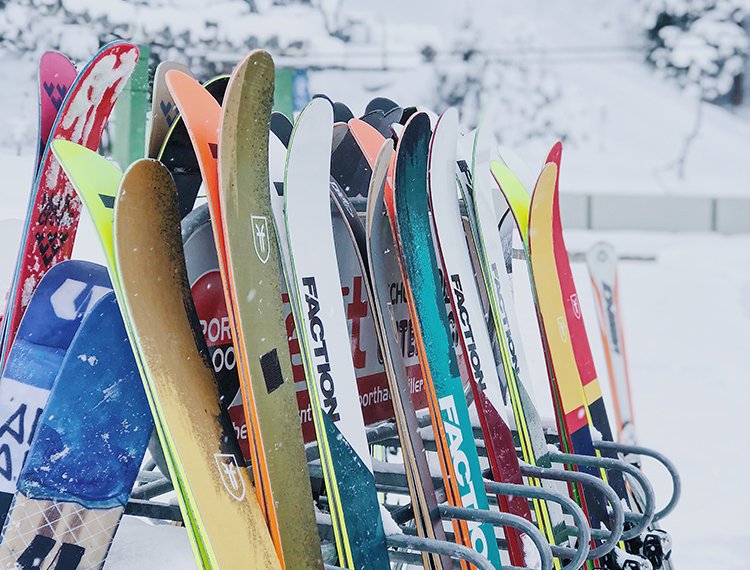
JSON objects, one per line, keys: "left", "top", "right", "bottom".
{"left": 1, "top": 149, "right": 746, "bottom": 568}
{"left": 1, "top": 1, "right": 748, "bottom": 567}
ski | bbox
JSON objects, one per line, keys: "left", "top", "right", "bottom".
{"left": 0, "top": 292, "right": 151, "bottom": 570}
{"left": 348, "top": 116, "right": 475, "bottom": 557}
{"left": 50, "top": 141, "right": 212, "bottom": 565}
{"left": 492, "top": 155, "right": 610, "bottom": 531}
{"left": 218, "top": 50, "right": 323, "bottom": 569}
{"left": 181, "top": 204, "right": 249, "bottom": 460}
{"left": 157, "top": 74, "right": 228, "bottom": 219}
{"left": 35, "top": 51, "right": 76, "bottom": 174}
{"left": 392, "top": 111, "right": 502, "bottom": 568}
{"left": 114, "top": 158, "right": 280, "bottom": 568}
{"left": 1, "top": 41, "right": 138, "bottom": 368}
{"left": 365, "top": 138, "right": 453, "bottom": 570}
{"left": 284, "top": 97, "right": 389, "bottom": 569}
{"left": 331, "top": 128, "right": 447, "bottom": 569}
{"left": 459, "top": 122, "right": 568, "bottom": 554}
{"left": 586, "top": 243, "right": 674, "bottom": 569}
{"left": 0, "top": 260, "right": 111, "bottom": 524}
{"left": 147, "top": 60, "right": 191, "bottom": 160}
{"left": 165, "top": 69, "right": 270, "bottom": 518}
{"left": 586, "top": 243, "right": 636, "bottom": 445}
{"left": 428, "top": 108, "right": 534, "bottom": 567}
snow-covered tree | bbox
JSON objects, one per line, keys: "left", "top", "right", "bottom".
{"left": 640, "top": 0, "right": 750, "bottom": 177}
{"left": 430, "top": 18, "right": 572, "bottom": 147}
{"left": 0, "top": 0, "right": 344, "bottom": 77}
{"left": 641, "top": 0, "right": 750, "bottom": 99}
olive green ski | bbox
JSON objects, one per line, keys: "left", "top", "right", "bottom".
{"left": 219, "top": 49, "right": 323, "bottom": 569}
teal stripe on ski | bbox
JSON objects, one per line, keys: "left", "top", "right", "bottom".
{"left": 394, "top": 112, "right": 502, "bottom": 568}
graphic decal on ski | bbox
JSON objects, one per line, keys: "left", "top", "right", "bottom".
{"left": 0, "top": 261, "right": 111, "bottom": 524}
{"left": 2, "top": 41, "right": 138, "bottom": 368}
{"left": 0, "top": 293, "right": 151, "bottom": 570}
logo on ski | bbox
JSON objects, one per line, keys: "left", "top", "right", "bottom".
{"left": 602, "top": 282, "right": 621, "bottom": 353}
{"left": 250, "top": 215, "right": 270, "bottom": 264}
{"left": 213, "top": 453, "right": 245, "bottom": 501}
{"left": 557, "top": 316, "right": 568, "bottom": 342}
{"left": 569, "top": 294, "right": 581, "bottom": 319}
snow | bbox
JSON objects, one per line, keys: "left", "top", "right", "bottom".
{"left": 0, "top": 1, "right": 748, "bottom": 567}
{"left": 1, "top": 153, "right": 744, "bottom": 567}
{"left": 513, "top": 229, "right": 750, "bottom": 570}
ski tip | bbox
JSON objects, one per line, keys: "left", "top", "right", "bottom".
{"left": 545, "top": 141, "right": 563, "bottom": 168}
{"left": 271, "top": 112, "right": 293, "bottom": 147}
{"left": 434, "top": 107, "right": 459, "bottom": 141}
{"left": 51, "top": 139, "right": 92, "bottom": 164}
{"left": 348, "top": 117, "right": 388, "bottom": 167}
{"left": 165, "top": 68, "right": 195, "bottom": 92}
{"left": 429, "top": 108, "right": 459, "bottom": 177}
{"left": 395, "top": 111, "right": 430, "bottom": 180}
{"left": 234, "top": 49, "right": 274, "bottom": 81}
{"left": 51, "top": 140, "right": 123, "bottom": 182}
{"left": 333, "top": 101, "right": 354, "bottom": 123}
{"left": 365, "top": 96, "right": 399, "bottom": 115}
{"left": 299, "top": 94, "right": 333, "bottom": 124}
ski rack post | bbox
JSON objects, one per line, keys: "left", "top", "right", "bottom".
{"left": 483, "top": 479, "right": 590, "bottom": 569}
{"left": 307, "top": 461, "right": 554, "bottom": 570}
{"left": 548, "top": 451, "right": 656, "bottom": 540}
{"left": 437, "top": 504, "right": 554, "bottom": 570}
{"left": 313, "top": 508, "right": 500, "bottom": 569}
{"left": 517, "top": 465, "right": 624, "bottom": 560}
{"left": 593, "top": 440, "right": 681, "bottom": 521}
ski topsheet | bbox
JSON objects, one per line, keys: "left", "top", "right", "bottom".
{"left": 1, "top": 41, "right": 138, "bottom": 367}
{"left": 365, "top": 141, "right": 451, "bottom": 570}
{"left": 461, "top": 122, "right": 566, "bottom": 550}
{"left": 50, "top": 142, "right": 208, "bottom": 564}
{"left": 158, "top": 75, "right": 229, "bottom": 219}
{"left": 427, "top": 109, "right": 531, "bottom": 567}
{"left": 347, "top": 116, "right": 474, "bottom": 554}
{"left": 165, "top": 70, "right": 263, "bottom": 499}
{"left": 219, "top": 50, "right": 322, "bottom": 570}
{"left": 392, "top": 112, "right": 502, "bottom": 568}
{"left": 50, "top": 141, "right": 263, "bottom": 567}
{"left": 147, "top": 60, "right": 191, "bottom": 159}
{"left": 284, "top": 97, "right": 389, "bottom": 569}
{"left": 543, "top": 146, "right": 629, "bottom": 505}
{"left": 0, "top": 260, "right": 111, "bottom": 524}
{"left": 181, "top": 205, "right": 249, "bottom": 460}
{"left": 36, "top": 52, "right": 76, "bottom": 173}
{"left": 114, "top": 159, "right": 280, "bottom": 569}
{"left": 492, "top": 157, "right": 612, "bottom": 534}
{"left": 0, "top": 292, "right": 151, "bottom": 570}
{"left": 586, "top": 242, "right": 636, "bottom": 445}
{"left": 333, "top": 133, "right": 446, "bottom": 570}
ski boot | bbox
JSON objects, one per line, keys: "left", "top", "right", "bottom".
{"left": 642, "top": 529, "right": 672, "bottom": 569}
{"left": 613, "top": 547, "right": 653, "bottom": 570}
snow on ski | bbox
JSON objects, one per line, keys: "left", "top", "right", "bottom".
{"left": 0, "top": 292, "right": 151, "bottom": 570}
{"left": 1, "top": 41, "right": 138, "bottom": 368}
